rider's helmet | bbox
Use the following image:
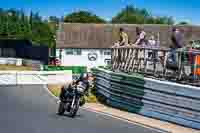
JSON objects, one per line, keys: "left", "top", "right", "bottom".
{"left": 79, "top": 73, "right": 88, "bottom": 81}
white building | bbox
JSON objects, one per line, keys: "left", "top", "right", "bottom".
{"left": 56, "top": 48, "right": 111, "bottom": 69}
{"left": 56, "top": 23, "right": 113, "bottom": 69}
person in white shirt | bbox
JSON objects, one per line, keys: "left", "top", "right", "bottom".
{"left": 148, "top": 35, "right": 157, "bottom": 59}
{"left": 148, "top": 35, "right": 156, "bottom": 47}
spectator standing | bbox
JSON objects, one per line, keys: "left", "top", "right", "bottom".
{"left": 170, "top": 27, "right": 184, "bottom": 63}
{"left": 112, "top": 28, "right": 129, "bottom": 48}
{"left": 148, "top": 35, "right": 157, "bottom": 58}
{"left": 119, "top": 28, "right": 129, "bottom": 47}
{"left": 134, "top": 27, "right": 147, "bottom": 47}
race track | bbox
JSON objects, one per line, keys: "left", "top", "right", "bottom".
{"left": 0, "top": 85, "right": 164, "bottom": 133}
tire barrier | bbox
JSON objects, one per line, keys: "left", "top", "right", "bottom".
{"left": 92, "top": 68, "right": 200, "bottom": 129}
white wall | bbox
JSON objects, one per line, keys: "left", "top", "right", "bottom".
{"left": 56, "top": 48, "right": 111, "bottom": 69}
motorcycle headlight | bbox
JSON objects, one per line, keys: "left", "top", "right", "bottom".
{"left": 77, "top": 86, "right": 84, "bottom": 94}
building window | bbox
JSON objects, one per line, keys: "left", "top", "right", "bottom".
{"left": 65, "top": 49, "right": 82, "bottom": 55}
{"left": 100, "top": 50, "right": 104, "bottom": 55}
{"left": 65, "top": 49, "right": 73, "bottom": 55}
{"left": 104, "top": 59, "right": 111, "bottom": 65}
{"left": 104, "top": 50, "right": 111, "bottom": 56}
{"left": 74, "top": 49, "right": 82, "bottom": 55}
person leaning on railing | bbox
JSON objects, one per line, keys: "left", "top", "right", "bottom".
{"left": 133, "top": 27, "right": 148, "bottom": 47}
{"left": 112, "top": 27, "right": 129, "bottom": 48}
{"left": 112, "top": 27, "right": 148, "bottom": 48}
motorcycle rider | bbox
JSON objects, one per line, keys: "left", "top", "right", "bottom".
{"left": 59, "top": 73, "right": 90, "bottom": 105}
{"left": 75, "top": 73, "right": 90, "bottom": 91}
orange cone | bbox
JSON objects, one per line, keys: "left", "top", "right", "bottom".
{"left": 194, "top": 55, "right": 200, "bottom": 76}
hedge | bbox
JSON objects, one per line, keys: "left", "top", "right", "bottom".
{"left": 43, "top": 65, "right": 87, "bottom": 74}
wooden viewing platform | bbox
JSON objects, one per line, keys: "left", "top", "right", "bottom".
{"left": 111, "top": 47, "right": 200, "bottom": 86}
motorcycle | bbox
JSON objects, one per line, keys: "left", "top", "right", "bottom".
{"left": 57, "top": 81, "right": 86, "bottom": 117}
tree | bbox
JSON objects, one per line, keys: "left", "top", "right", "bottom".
{"left": 111, "top": 5, "right": 174, "bottom": 25}
{"left": 153, "top": 16, "right": 174, "bottom": 25}
{"left": 0, "top": 9, "right": 55, "bottom": 47}
{"left": 111, "top": 5, "right": 150, "bottom": 24}
{"left": 64, "top": 11, "right": 106, "bottom": 23}
{"left": 178, "top": 21, "right": 189, "bottom": 25}
{"left": 49, "top": 16, "right": 60, "bottom": 23}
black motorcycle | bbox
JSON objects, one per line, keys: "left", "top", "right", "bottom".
{"left": 57, "top": 81, "right": 86, "bottom": 117}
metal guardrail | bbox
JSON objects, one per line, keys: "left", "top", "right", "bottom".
{"left": 93, "top": 68, "right": 200, "bottom": 129}
{"left": 0, "top": 71, "right": 73, "bottom": 85}
{"left": 0, "top": 57, "right": 43, "bottom": 70}
{"left": 111, "top": 47, "right": 200, "bottom": 86}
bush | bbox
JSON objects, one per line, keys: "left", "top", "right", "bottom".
{"left": 43, "top": 65, "right": 87, "bottom": 74}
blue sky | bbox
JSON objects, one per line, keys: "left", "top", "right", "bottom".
{"left": 1, "top": 0, "right": 200, "bottom": 25}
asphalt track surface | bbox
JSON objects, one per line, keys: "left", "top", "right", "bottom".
{"left": 0, "top": 85, "right": 164, "bottom": 133}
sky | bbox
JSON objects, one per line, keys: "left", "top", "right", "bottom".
{"left": 1, "top": 0, "right": 200, "bottom": 25}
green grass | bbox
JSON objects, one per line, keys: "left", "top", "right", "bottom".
{"left": 0, "top": 64, "right": 34, "bottom": 71}
{"left": 47, "top": 85, "right": 62, "bottom": 97}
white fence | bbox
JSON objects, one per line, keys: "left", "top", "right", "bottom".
{"left": 0, "top": 71, "right": 72, "bottom": 85}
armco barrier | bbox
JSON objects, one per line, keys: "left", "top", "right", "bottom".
{"left": 0, "top": 71, "right": 72, "bottom": 85}
{"left": 0, "top": 57, "right": 43, "bottom": 70}
{"left": 92, "top": 68, "right": 200, "bottom": 129}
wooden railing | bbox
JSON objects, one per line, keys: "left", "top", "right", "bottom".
{"left": 111, "top": 47, "right": 200, "bottom": 86}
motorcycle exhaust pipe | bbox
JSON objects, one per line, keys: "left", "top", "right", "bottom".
{"left": 56, "top": 100, "right": 61, "bottom": 104}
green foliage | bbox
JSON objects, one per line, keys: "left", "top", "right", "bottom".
{"left": 43, "top": 65, "right": 87, "bottom": 74}
{"left": 111, "top": 5, "right": 174, "bottom": 25}
{"left": 64, "top": 11, "right": 106, "bottom": 23}
{"left": 178, "top": 21, "right": 189, "bottom": 25}
{"left": 49, "top": 16, "right": 60, "bottom": 23}
{"left": 0, "top": 9, "right": 55, "bottom": 47}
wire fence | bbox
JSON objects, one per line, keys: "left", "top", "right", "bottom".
{"left": 111, "top": 47, "right": 200, "bottom": 86}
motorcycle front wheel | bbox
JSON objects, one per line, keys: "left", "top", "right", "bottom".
{"left": 69, "top": 98, "right": 80, "bottom": 118}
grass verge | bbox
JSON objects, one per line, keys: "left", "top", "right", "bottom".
{"left": 0, "top": 65, "right": 33, "bottom": 71}
{"left": 47, "top": 85, "right": 62, "bottom": 97}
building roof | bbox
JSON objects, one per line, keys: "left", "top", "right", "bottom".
{"left": 56, "top": 23, "right": 200, "bottom": 49}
